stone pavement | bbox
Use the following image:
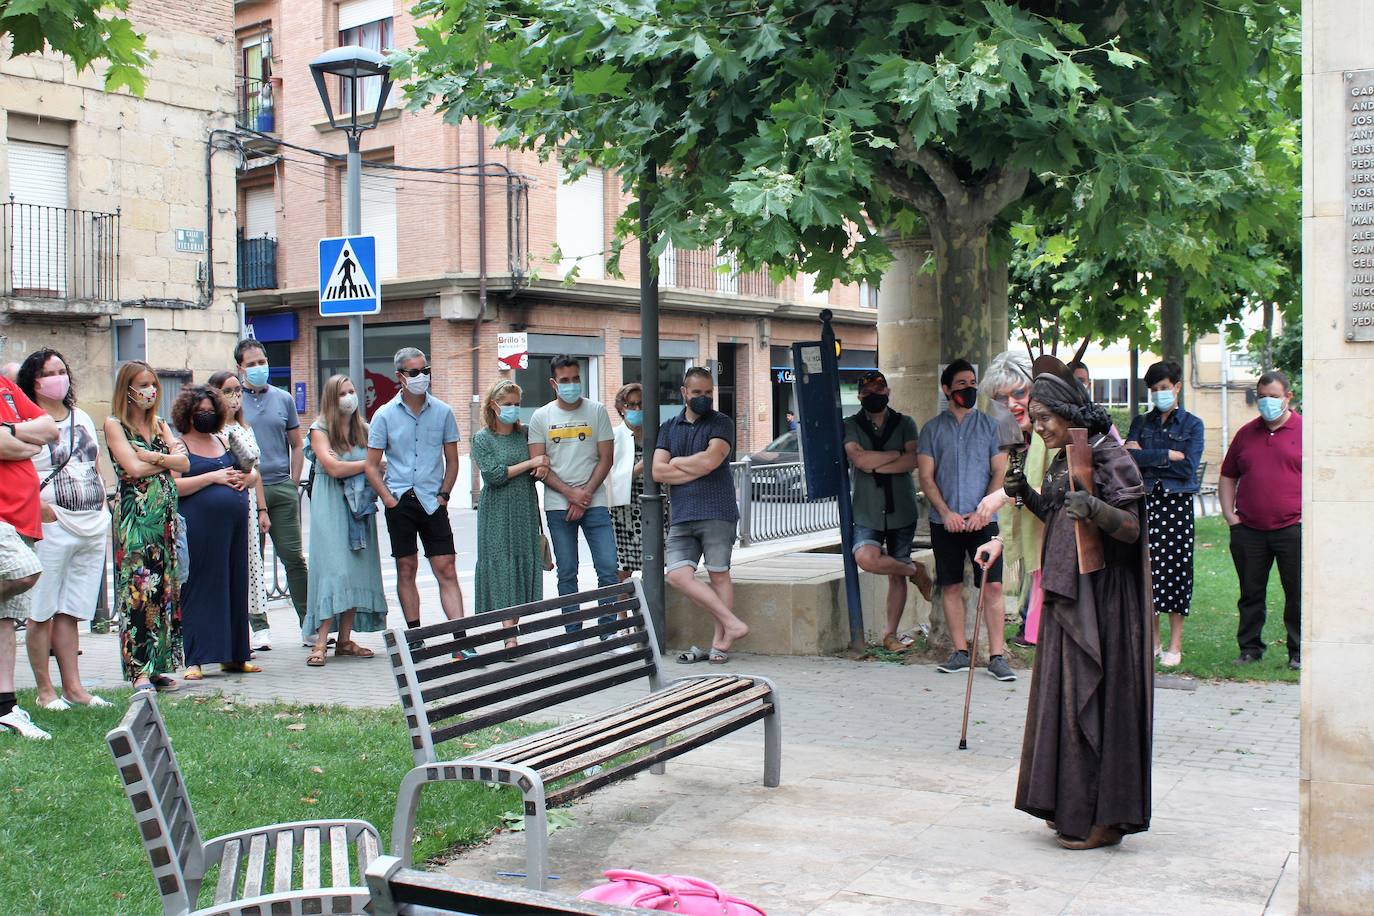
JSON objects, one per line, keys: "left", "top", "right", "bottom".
{"left": 19, "top": 590, "right": 1300, "bottom": 915}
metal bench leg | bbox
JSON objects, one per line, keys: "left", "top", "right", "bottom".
{"left": 390, "top": 768, "right": 428, "bottom": 866}
{"left": 522, "top": 785, "right": 551, "bottom": 891}
{"left": 649, "top": 738, "right": 667, "bottom": 775}
{"left": 761, "top": 679, "right": 783, "bottom": 788}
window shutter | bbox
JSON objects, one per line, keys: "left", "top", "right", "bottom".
{"left": 338, "top": 0, "right": 393, "bottom": 32}
{"left": 243, "top": 185, "right": 276, "bottom": 239}
{"left": 7, "top": 140, "right": 68, "bottom": 208}
{"left": 360, "top": 172, "right": 397, "bottom": 279}
{"left": 556, "top": 165, "right": 605, "bottom": 279}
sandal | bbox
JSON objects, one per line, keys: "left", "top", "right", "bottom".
{"left": 677, "top": 645, "right": 710, "bottom": 664}
{"left": 133, "top": 680, "right": 156, "bottom": 695}
{"left": 183, "top": 666, "right": 204, "bottom": 681}
{"left": 882, "top": 634, "right": 916, "bottom": 653}
{"left": 504, "top": 637, "right": 519, "bottom": 651}
{"left": 334, "top": 641, "right": 375, "bottom": 658}
{"left": 307, "top": 648, "right": 327, "bottom": 667}
{"left": 708, "top": 647, "right": 729, "bottom": 665}
{"left": 151, "top": 674, "right": 179, "bottom": 692}
{"left": 1056, "top": 825, "right": 1122, "bottom": 850}
{"left": 221, "top": 662, "right": 263, "bottom": 673}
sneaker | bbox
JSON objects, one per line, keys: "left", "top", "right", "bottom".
{"left": 986, "top": 655, "right": 1017, "bottom": 681}
{"left": 1288, "top": 656, "right": 1301, "bottom": 671}
{"left": 0, "top": 707, "right": 52, "bottom": 740}
{"left": 252, "top": 629, "right": 272, "bottom": 651}
{"left": 1010, "top": 632, "right": 1034, "bottom": 649}
{"left": 936, "top": 649, "right": 970, "bottom": 673}
{"left": 1233, "top": 653, "right": 1263, "bottom": 665}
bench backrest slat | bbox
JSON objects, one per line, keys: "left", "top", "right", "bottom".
{"left": 106, "top": 695, "right": 205, "bottom": 916}
{"left": 387, "top": 579, "right": 664, "bottom": 763}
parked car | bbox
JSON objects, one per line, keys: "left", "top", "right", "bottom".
{"left": 746, "top": 431, "right": 804, "bottom": 499}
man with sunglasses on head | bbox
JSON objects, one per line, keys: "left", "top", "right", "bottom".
{"left": 365, "top": 348, "right": 466, "bottom": 639}
{"left": 843, "top": 370, "right": 932, "bottom": 653}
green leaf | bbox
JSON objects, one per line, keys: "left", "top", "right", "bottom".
{"left": 572, "top": 64, "right": 630, "bottom": 97}
{"left": 1105, "top": 48, "right": 1146, "bottom": 70}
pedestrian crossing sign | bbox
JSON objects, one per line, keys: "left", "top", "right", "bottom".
{"left": 318, "top": 235, "right": 380, "bottom": 316}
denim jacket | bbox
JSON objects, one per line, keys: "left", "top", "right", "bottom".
{"left": 1125, "top": 407, "right": 1204, "bottom": 494}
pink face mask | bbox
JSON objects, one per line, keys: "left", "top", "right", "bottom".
{"left": 36, "top": 374, "right": 70, "bottom": 402}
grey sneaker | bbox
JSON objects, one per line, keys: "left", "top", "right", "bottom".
{"left": 936, "top": 649, "right": 970, "bottom": 673}
{"left": 986, "top": 655, "right": 1017, "bottom": 682}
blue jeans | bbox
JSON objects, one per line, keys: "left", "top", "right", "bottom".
{"left": 545, "top": 506, "right": 620, "bottom": 633}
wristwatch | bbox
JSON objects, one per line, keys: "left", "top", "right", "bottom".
{"left": 438, "top": 490, "right": 451, "bottom": 501}
{"left": 1, "top": 421, "right": 14, "bottom": 436}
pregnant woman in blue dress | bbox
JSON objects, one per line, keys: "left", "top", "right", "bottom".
{"left": 171, "top": 385, "right": 259, "bottom": 679}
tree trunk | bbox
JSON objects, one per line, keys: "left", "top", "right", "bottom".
{"left": 1160, "top": 275, "right": 1186, "bottom": 365}
{"left": 1261, "top": 300, "right": 1275, "bottom": 369}
{"left": 931, "top": 217, "right": 999, "bottom": 373}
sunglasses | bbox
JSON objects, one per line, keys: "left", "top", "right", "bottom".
{"left": 992, "top": 387, "right": 1028, "bottom": 404}
{"left": 398, "top": 367, "right": 432, "bottom": 378}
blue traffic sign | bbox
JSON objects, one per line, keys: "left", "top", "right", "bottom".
{"left": 318, "top": 235, "right": 380, "bottom": 316}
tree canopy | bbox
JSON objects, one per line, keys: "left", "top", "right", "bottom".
{"left": 0, "top": 0, "right": 149, "bottom": 94}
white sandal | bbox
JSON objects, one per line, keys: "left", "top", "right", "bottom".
{"left": 40, "top": 698, "right": 72, "bottom": 712}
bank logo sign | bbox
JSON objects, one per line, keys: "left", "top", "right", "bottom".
{"left": 318, "top": 235, "right": 380, "bottom": 316}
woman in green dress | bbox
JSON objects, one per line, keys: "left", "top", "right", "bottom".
{"left": 472, "top": 379, "right": 547, "bottom": 648}
{"left": 303, "top": 375, "right": 389, "bottom": 667}
{"left": 103, "top": 360, "right": 190, "bottom": 692}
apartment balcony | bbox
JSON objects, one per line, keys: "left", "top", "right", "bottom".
{"left": 1, "top": 200, "right": 120, "bottom": 318}
{"left": 237, "top": 234, "right": 277, "bottom": 291}
{"left": 236, "top": 76, "right": 280, "bottom": 149}
{"left": 659, "top": 244, "right": 781, "bottom": 299}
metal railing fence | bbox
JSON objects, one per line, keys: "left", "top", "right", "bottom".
{"left": 731, "top": 459, "right": 839, "bottom": 546}
{"left": 2, "top": 200, "right": 120, "bottom": 300}
{"left": 237, "top": 235, "right": 277, "bottom": 291}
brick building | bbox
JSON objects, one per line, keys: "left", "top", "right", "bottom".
{"left": 232, "top": 0, "right": 879, "bottom": 503}
{"left": 0, "top": 0, "right": 240, "bottom": 415}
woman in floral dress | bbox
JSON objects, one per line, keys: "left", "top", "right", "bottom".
{"left": 103, "top": 360, "right": 189, "bottom": 692}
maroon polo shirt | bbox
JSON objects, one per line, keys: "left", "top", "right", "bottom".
{"left": 1219, "top": 410, "right": 1302, "bottom": 531}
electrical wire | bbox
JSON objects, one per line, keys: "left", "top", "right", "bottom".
{"left": 236, "top": 126, "right": 536, "bottom": 182}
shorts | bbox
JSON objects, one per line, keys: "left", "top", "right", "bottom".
{"left": 930, "top": 521, "right": 1003, "bottom": 588}
{"left": 0, "top": 521, "right": 42, "bottom": 621}
{"left": 853, "top": 523, "right": 916, "bottom": 563}
{"left": 384, "top": 490, "right": 456, "bottom": 559}
{"left": 665, "top": 519, "right": 736, "bottom": 574}
{"left": 29, "top": 521, "right": 108, "bottom": 622}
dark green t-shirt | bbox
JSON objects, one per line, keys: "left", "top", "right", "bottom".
{"left": 844, "top": 410, "right": 920, "bottom": 530}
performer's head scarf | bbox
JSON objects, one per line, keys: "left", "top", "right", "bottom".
{"left": 1029, "top": 371, "right": 1113, "bottom": 436}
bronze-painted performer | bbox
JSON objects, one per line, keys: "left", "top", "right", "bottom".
{"left": 977, "top": 366, "right": 1153, "bottom": 849}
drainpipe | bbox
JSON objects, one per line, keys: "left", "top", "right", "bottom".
{"left": 469, "top": 124, "right": 490, "bottom": 508}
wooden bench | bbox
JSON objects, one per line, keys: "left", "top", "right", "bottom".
{"left": 106, "top": 694, "right": 381, "bottom": 916}
{"left": 365, "top": 855, "right": 636, "bottom": 915}
{"left": 385, "top": 579, "right": 781, "bottom": 890}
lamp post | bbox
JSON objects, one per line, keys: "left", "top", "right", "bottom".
{"left": 309, "top": 45, "right": 393, "bottom": 396}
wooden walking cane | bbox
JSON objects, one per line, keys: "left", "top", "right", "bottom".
{"left": 958, "top": 576, "right": 988, "bottom": 750}
{"left": 1065, "top": 428, "right": 1105, "bottom": 574}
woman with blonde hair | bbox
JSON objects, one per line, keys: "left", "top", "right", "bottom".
{"left": 471, "top": 378, "right": 547, "bottom": 648}
{"left": 103, "top": 360, "right": 190, "bottom": 693}
{"left": 302, "top": 374, "right": 387, "bottom": 667}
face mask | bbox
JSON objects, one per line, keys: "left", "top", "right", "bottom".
{"left": 1152, "top": 389, "right": 1176, "bottom": 412}
{"left": 861, "top": 393, "right": 889, "bottom": 414}
{"left": 191, "top": 410, "right": 219, "bottom": 433}
{"left": 243, "top": 364, "right": 270, "bottom": 387}
{"left": 36, "top": 375, "right": 69, "bottom": 402}
{"left": 688, "top": 395, "right": 714, "bottom": 416}
{"left": 498, "top": 404, "right": 521, "bottom": 424}
{"left": 403, "top": 373, "right": 431, "bottom": 396}
{"left": 129, "top": 385, "right": 157, "bottom": 409}
{"left": 338, "top": 393, "right": 359, "bottom": 415}
{"left": 950, "top": 387, "right": 977, "bottom": 409}
{"left": 1258, "top": 396, "right": 1285, "bottom": 422}
{"left": 556, "top": 382, "right": 582, "bottom": 404}
{"left": 624, "top": 409, "right": 644, "bottom": 427}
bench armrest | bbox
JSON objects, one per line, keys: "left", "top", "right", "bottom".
{"left": 391, "top": 759, "right": 545, "bottom": 865}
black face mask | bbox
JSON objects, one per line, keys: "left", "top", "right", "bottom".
{"left": 191, "top": 410, "right": 219, "bottom": 434}
{"left": 861, "top": 393, "right": 889, "bottom": 414}
{"left": 688, "top": 395, "right": 714, "bottom": 416}
{"left": 950, "top": 388, "right": 978, "bottom": 409}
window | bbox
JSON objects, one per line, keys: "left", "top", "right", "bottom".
{"left": 317, "top": 320, "right": 429, "bottom": 418}
{"left": 7, "top": 138, "right": 70, "bottom": 296}
{"left": 657, "top": 241, "right": 677, "bottom": 288}
{"left": 339, "top": 166, "right": 397, "bottom": 279}
{"left": 514, "top": 355, "right": 599, "bottom": 423}
{"left": 556, "top": 165, "right": 605, "bottom": 279}
{"left": 622, "top": 358, "right": 689, "bottom": 426}
{"left": 797, "top": 271, "right": 830, "bottom": 305}
{"left": 155, "top": 372, "right": 191, "bottom": 424}
{"left": 338, "top": 0, "right": 394, "bottom": 114}
{"left": 858, "top": 280, "right": 878, "bottom": 309}
{"left": 715, "top": 250, "right": 738, "bottom": 294}
{"left": 1091, "top": 378, "right": 1130, "bottom": 406}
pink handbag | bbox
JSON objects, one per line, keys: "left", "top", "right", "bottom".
{"left": 578, "top": 870, "right": 767, "bottom": 914}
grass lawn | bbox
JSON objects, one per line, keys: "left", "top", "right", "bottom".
{"left": 0, "top": 692, "right": 541, "bottom": 915}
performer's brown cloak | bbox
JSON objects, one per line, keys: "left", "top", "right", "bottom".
{"left": 1015, "top": 435, "right": 1154, "bottom": 840}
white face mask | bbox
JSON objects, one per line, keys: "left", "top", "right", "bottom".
{"left": 403, "top": 373, "right": 431, "bottom": 396}
{"left": 338, "top": 393, "right": 359, "bottom": 414}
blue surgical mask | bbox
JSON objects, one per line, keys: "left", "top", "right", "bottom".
{"left": 625, "top": 409, "right": 644, "bottom": 428}
{"left": 498, "top": 404, "right": 521, "bottom": 424}
{"left": 556, "top": 382, "right": 582, "bottom": 405}
{"left": 1152, "top": 389, "right": 1175, "bottom": 412}
{"left": 1258, "top": 396, "right": 1285, "bottom": 422}
{"left": 243, "top": 364, "right": 270, "bottom": 387}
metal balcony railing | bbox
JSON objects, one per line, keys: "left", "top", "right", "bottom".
{"left": 659, "top": 243, "right": 780, "bottom": 299}
{"left": 237, "top": 76, "right": 278, "bottom": 133}
{"left": 238, "top": 235, "right": 277, "bottom": 291}
{"left": 1, "top": 200, "right": 120, "bottom": 301}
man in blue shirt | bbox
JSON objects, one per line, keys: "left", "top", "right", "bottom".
{"left": 365, "top": 347, "right": 465, "bottom": 635}
{"left": 654, "top": 367, "right": 748, "bottom": 663}
{"left": 917, "top": 359, "right": 1013, "bottom": 681}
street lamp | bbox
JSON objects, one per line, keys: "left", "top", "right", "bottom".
{"left": 309, "top": 45, "right": 393, "bottom": 396}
